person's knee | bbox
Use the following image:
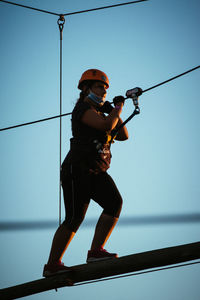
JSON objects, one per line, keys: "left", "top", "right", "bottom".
{"left": 104, "top": 197, "right": 123, "bottom": 218}
{"left": 62, "top": 215, "right": 85, "bottom": 232}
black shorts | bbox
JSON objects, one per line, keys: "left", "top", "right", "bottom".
{"left": 61, "top": 163, "right": 123, "bottom": 232}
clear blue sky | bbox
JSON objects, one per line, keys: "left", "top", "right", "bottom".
{"left": 0, "top": 0, "right": 200, "bottom": 299}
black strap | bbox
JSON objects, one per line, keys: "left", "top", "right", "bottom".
{"left": 110, "top": 107, "right": 140, "bottom": 143}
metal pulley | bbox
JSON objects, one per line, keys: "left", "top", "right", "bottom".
{"left": 126, "top": 87, "right": 143, "bottom": 111}
{"left": 109, "top": 87, "right": 142, "bottom": 144}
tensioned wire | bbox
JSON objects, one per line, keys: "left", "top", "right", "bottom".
{"left": 73, "top": 260, "right": 200, "bottom": 287}
{"left": 0, "top": 0, "right": 148, "bottom": 16}
{"left": 0, "top": 65, "right": 199, "bottom": 132}
{"left": 58, "top": 17, "right": 65, "bottom": 226}
{"left": 0, "top": 112, "right": 72, "bottom": 132}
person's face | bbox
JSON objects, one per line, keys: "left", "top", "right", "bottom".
{"left": 91, "top": 81, "right": 107, "bottom": 101}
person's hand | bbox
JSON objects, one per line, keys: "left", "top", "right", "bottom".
{"left": 113, "top": 96, "right": 125, "bottom": 106}
{"left": 99, "top": 101, "right": 114, "bottom": 114}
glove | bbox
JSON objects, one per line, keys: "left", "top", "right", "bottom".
{"left": 113, "top": 95, "right": 125, "bottom": 106}
{"left": 99, "top": 101, "right": 114, "bottom": 114}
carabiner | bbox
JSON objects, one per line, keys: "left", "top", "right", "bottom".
{"left": 57, "top": 15, "right": 65, "bottom": 39}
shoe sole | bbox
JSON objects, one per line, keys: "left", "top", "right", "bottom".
{"left": 87, "top": 256, "right": 118, "bottom": 263}
{"left": 43, "top": 269, "right": 70, "bottom": 278}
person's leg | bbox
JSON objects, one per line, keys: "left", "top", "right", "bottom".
{"left": 90, "top": 172, "right": 122, "bottom": 251}
{"left": 90, "top": 212, "right": 118, "bottom": 250}
{"left": 47, "top": 197, "right": 89, "bottom": 265}
{"left": 45, "top": 163, "right": 90, "bottom": 267}
{"left": 47, "top": 224, "right": 75, "bottom": 264}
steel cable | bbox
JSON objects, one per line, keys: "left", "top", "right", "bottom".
{"left": 0, "top": 65, "right": 199, "bottom": 132}
{"left": 142, "top": 65, "right": 200, "bottom": 93}
{"left": 0, "top": 0, "right": 148, "bottom": 16}
{"left": 0, "top": 112, "right": 72, "bottom": 132}
{"left": 0, "top": 0, "right": 60, "bottom": 16}
{"left": 74, "top": 261, "right": 200, "bottom": 287}
{"left": 57, "top": 16, "right": 65, "bottom": 226}
{"left": 63, "top": 0, "right": 148, "bottom": 16}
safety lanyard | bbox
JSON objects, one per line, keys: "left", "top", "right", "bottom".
{"left": 110, "top": 93, "right": 141, "bottom": 144}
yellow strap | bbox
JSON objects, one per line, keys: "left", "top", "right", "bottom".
{"left": 106, "top": 133, "right": 116, "bottom": 144}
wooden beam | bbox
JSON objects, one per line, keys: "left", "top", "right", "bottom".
{"left": 1, "top": 241, "right": 200, "bottom": 300}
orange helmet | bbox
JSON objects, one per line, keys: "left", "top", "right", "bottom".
{"left": 78, "top": 69, "right": 109, "bottom": 90}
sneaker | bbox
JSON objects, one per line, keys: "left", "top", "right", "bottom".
{"left": 87, "top": 247, "right": 118, "bottom": 263}
{"left": 43, "top": 261, "right": 70, "bottom": 277}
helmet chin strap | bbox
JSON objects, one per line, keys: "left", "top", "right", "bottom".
{"left": 88, "top": 91, "right": 105, "bottom": 106}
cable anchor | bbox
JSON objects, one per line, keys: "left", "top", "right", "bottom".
{"left": 57, "top": 14, "right": 65, "bottom": 40}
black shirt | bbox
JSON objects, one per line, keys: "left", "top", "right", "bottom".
{"left": 63, "top": 101, "right": 112, "bottom": 173}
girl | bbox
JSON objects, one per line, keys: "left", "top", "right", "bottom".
{"left": 43, "top": 69, "right": 128, "bottom": 277}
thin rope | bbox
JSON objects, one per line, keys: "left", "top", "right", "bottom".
{"left": 74, "top": 260, "right": 200, "bottom": 287}
{"left": 58, "top": 16, "right": 65, "bottom": 226}
{"left": 143, "top": 65, "right": 200, "bottom": 93}
{"left": 0, "top": 65, "right": 199, "bottom": 133}
{"left": 63, "top": 0, "right": 148, "bottom": 16}
{"left": 0, "top": 112, "right": 71, "bottom": 132}
{"left": 0, "top": 0, "right": 148, "bottom": 17}
{"left": 0, "top": 0, "right": 59, "bottom": 16}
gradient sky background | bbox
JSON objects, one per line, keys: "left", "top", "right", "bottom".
{"left": 0, "top": 0, "right": 200, "bottom": 299}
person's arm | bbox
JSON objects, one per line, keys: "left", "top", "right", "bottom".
{"left": 114, "top": 117, "right": 129, "bottom": 141}
{"left": 81, "top": 102, "right": 124, "bottom": 132}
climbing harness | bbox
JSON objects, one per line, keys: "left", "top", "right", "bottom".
{"left": 57, "top": 15, "right": 65, "bottom": 226}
